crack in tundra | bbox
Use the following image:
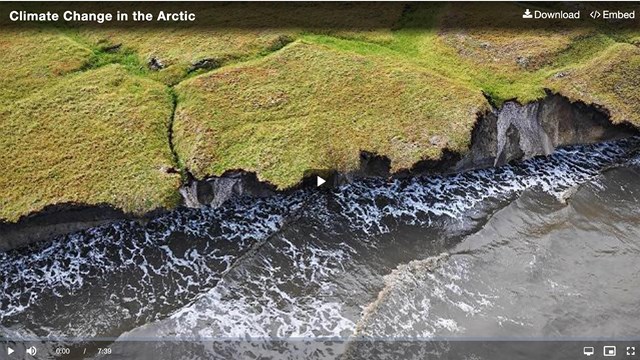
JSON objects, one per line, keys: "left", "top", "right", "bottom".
{"left": 167, "top": 88, "right": 185, "bottom": 181}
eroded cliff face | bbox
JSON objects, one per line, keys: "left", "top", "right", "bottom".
{"left": 456, "top": 93, "right": 636, "bottom": 171}
{"left": 179, "top": 172, "right": 277, "bottom": 209}
{"left": 0, "top": 204, "right": 134, "bottom": 251}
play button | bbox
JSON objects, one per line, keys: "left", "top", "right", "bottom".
{"left": 7, "top": 347, "right": 14, "bottom": 355}
{"left": 303, "top": 169, "right": 338, "bottom": 189}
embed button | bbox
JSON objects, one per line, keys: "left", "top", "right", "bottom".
{"left": 603, "top": 10, "right": 635, "bottom": 19}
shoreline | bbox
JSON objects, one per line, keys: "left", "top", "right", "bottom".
{"left": 1, "top": 91, "right": 638, "bottom": 251}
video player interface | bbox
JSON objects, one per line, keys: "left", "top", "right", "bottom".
{"left": 0, "top": 2, "right": 639, "bottom": 359}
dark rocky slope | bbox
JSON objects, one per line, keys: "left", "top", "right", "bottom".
{"left": 457, "top": 93, "right": 635, "bottom": 171}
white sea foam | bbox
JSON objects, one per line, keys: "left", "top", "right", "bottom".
{"left": 333, "top": 138, "right": 639, "bottom": 236}
{"left": 116, "top": 235, "right": 357, "bottom": 347}
{"left": 0, "top": 193, "right": 308, "bottom": 336}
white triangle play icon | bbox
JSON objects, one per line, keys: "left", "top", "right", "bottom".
{"left": 316, "top": 176, "right": 326, "bottom": 187}
{"left": 7, "top": 347, "right": 14, "bottom": 355}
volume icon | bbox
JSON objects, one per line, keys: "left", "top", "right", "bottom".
{"left": 26, "top": 346, "right": 37, "bottom": 356}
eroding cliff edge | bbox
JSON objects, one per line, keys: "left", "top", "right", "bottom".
{"left": 0, "top": 204, "right": 132, "bottom": 251}
{"left": 457, "top": 92, "right": 636, "bottom": 171}
{"left": 1, "top": 92, "right": 637, "bottom": 250}
{"left": 182, "top": 92, "right": 637, "bottom": 208}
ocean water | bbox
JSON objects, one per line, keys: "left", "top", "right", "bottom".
{"left": 1, "top": 137, "right": 639, "bottom": 359}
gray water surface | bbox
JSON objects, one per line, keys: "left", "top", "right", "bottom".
{"left": 1, "top": 138, "right": 639, "bottom": 359}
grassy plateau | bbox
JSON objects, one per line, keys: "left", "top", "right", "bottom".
{"left": 1, "top": 3, "right": 639, "bottom": 221}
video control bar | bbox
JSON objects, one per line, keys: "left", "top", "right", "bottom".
{"left": 2, "top": 340, "right": 639, "bottom": 359}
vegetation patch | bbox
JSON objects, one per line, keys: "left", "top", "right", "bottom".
{"left": 0, "top": 28, "right": 92, "bottom": 107}
{"left": 547, "top": 43, "right": 640, "bottom": 126}
{"left": 78, "top": 27, "right": 295, "bottom": 85}
{"left": 0, "top": 65, "right": 180, "bottom": 221}
{"left": 70, "top": 3, "right": 405, "bottom": 85}
{"left": 438, "top": 3, "right": 593, "bottom": 72}
{"left": 174, "top": 42, "right": 489, "bottom": 188}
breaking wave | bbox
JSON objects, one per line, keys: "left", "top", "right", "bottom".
{"left": 0, "top": 194, "right": 308, "bottom": 336}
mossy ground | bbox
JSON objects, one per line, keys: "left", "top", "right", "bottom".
{"left": 71, "top": 2, "right": 405, "bottom": 85}
{"left": 173, "top": 3, "right": 640, "bottom": 187}
{"left": 0, "top": 65, "right": 180, "bottom": 221}
{"left": 547, "top": 43, "right": 640, "bottom": 125}
{"left": 0, "top": 29, "right": 92, "bottom": 107}
{"left": 174, "top": 42, "right": 489, "bottom": 187}
{"left": 1, "top": 3, "right": 638, "bottom": 221}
